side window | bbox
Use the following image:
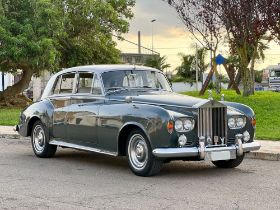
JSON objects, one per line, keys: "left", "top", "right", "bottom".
{"left": 92, "top": 75, "right": 102, "bottom": 95}
{"left": 52, "top": 76, "right": 62, "bottom": 95}
{"left": 60, "top": 73, "right": 75, "bottom": 94}
{"left": 77, "top": 73, "right": 94, "bottom": 93}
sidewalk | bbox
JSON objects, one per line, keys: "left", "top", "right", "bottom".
{"left": 0, "top": 126, "right": 279, "bottom": 161}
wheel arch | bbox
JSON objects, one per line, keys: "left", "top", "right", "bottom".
{"left": 27, "top": 116, "right": 42, "bottom": 136}
{"left": 117, "top": 122, "right": 151, "bottom": 156}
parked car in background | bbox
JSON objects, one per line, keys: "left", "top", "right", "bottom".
{"left": 16, "top": 65, "right": 260, "bottom": 176}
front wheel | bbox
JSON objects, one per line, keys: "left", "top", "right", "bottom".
{"left": 31, "top": 121, "right": 57, "bottom": 158}
{"left": 212, "top": 154, "right": 245, "bottom": 168}
{"left": 126, "top": 129, "right": 163, "bottom": 177}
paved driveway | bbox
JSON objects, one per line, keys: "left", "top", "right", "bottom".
{"left": 0, "top": 138, "right": 279, "bottom": 210}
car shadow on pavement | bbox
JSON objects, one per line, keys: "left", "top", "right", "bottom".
{"left": 51, "top": 148, "right": 254, "bottom": 178}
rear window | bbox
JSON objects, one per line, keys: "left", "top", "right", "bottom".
{"left": 52, "top": 73, "right": 75, "bottom": 95}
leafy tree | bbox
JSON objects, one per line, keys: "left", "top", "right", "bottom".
{"left": 166, "top": 0, "right": 278, "bottom": 96}
{"left": 166, "top": 0, "right": 224, "bottom": 95}
{"left": 0, "top": 0, "right": 135, "bottom": 106}
{"left": 0, "top": 0, "right": 62, "bottom": 106}
{"left": 56, "top": 0, "right": 135, "bottom": 68}
{"left": 218, "top": 0, "right": 274, "bottom": 96}
{"left": 195, "top": 48, "right": 208, "bottom": 81}
{"left": 176, "top": 53, "right": 195, "bottom": 80}
{"left": 144, "top": 55, "right": 171, "bottom": 71}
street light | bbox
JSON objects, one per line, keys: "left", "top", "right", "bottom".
{"left": 151, "top": 19, "right": 156, "bottom": 54}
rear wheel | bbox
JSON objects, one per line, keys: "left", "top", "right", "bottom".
{"left": 212, "top": 154, "right": 245, "bottom": 168}
{"left": 31, "top": 121, "right": 57, "bottom": 158}
{"left": 126, "top": 129, "right": 163, "bottom": 177}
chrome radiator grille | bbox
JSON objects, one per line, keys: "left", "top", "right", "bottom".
{"left": 198, "top": 107, "right": 227, "bottom": 145}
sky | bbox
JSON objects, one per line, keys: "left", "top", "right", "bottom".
{"left": 116, "top": 0, "right": 280, "bottom": 72}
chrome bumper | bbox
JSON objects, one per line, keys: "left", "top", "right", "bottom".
{"left": 152, "top": 141, "right": 261, "bottom": 159}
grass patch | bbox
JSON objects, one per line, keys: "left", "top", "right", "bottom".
{"left": 182, "top": 90, "right": 280, "bottom": 141}
{"left": 0, "top": 107, "right": 21, "bottom": 126}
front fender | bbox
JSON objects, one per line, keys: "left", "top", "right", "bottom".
{"left": 223, "top": 101, "right": 255, "bottom": 119}
{"left": 18, "top": 99, "right": 54, "bottom": 137}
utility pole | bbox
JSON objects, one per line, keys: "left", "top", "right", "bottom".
{"left": 151, "top": 19, "right": 156, "bottom": 54}
{"left": 195, "top": 44, "right": 199, "bottom": 91}
{"left": 138, "top": 31, "right": 141, "bottom": 54}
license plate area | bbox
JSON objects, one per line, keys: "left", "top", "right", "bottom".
{"left": 206, "top": 151, "right": 231, "bottom": 161}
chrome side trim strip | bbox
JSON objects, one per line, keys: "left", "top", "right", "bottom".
{"left": 49, "top": 140, "right": 118, "bottom": 156}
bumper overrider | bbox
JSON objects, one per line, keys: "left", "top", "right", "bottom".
{"left": 152, "top": 134, "right": 261, "bottom": 160}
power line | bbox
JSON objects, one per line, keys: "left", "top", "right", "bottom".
{"left": 112, "top": 34, "right": 160, "bottom": 55}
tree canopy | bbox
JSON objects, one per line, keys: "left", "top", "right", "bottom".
{"left": 144, "top": 55, "right": 171, "bottom": 71}
{"left": 166, "top": 0, "right": 280, "bottom": 96}
{"left": 0, "top": 0, "right": 135, "bottom": 106}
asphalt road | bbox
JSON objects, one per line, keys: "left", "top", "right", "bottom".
{"left": 0, "top": 138, "right": 279, "bottom": 210}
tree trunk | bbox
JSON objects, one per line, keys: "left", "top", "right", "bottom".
{"left": 0, "top": 68, "right": 33, "bottom": 107}
{"left": 223, "top": 64, "right": 241, "bottom": 94}
{"left": 199, "top": 65, "right": 214, "bottom": 95}
{"left": 238, "top": 46, "right": 254, "bottom": 97}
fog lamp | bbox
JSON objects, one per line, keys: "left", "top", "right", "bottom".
{"left": 178, "top": 134, "right": 187, "bottom": 146}
{"left": 243, "top": 131, "right": 250, "bottom": 142}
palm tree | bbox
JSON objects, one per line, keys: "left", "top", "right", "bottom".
{"left": 144, "top": 55, "right": 171, "bottom": 71}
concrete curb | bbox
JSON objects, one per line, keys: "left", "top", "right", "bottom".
{"left": 246, "top": 151, "right": 280, "bottom": 161}
{"left": 0, "top": 133, "right": 279, "bottom": 161}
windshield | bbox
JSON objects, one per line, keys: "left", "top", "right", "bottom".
{"left": 102, "top": 70, "right": 172, "bottom": 93}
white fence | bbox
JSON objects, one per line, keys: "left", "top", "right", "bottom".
{"left": 171, "top": 82, "right": 229, "bottom": 93}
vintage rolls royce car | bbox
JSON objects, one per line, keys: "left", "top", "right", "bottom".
{"left": 16, "top": 65, "right": 260, "bottom": 176}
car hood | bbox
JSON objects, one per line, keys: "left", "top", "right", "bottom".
{"left": 132, "top": 92, "right": 207, "bottom": 107}
{"left": 110, "top": 92, "right": 206, "bottom": 108}
{"left": 109, "top": 92, "right": 243, "bottom": 116}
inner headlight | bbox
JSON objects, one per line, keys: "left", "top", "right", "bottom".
{"left": 175, "top": 119, "right": 183, "bottom": 131}
{"left": 175, "top": 118, "right": 195, "bottom": 132}
{"left": 184, "top": 119, "right": 194, "bottom": 131}
{"left": 228, "top": 116, "right": 246, "bottom": 129}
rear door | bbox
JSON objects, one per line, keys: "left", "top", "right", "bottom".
{"left": 51, "top": 72, "right": 76, "bottom": 141}
{"left": 67, "top": 72, "right": 104, "bottom": 147}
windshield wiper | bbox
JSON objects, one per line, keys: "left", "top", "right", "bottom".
{"left": 106, "top": 87, "right": 129, "bottom": 95}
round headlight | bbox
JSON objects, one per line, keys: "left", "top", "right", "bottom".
{"left": 236, "top": 117, "right": 246, "bottom": 128}
{"left": 183, "top": 119, "right": 194, "bottom": 130}
{"left": 175, "top": 119, "right": 183, "bottom": 131}
{"left": 243, "top": 131, "right": 250, "bottom": 142}
{"left": 228, "top": 117, "right": 235, "bottom": 128}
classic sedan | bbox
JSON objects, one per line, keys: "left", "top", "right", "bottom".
{"left": 16, "top": 65, "right": 261, "bottom": 176}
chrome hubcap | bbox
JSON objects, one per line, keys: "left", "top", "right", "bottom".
{"left": 128, "top": 134, "right": 148, "bottom": 170}
{"left": 33, "top": 125, "right": 45, "bottom": 153}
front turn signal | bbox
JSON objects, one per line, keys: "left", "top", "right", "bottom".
{"left": 252, "top": 118, "right": 256, "bottom": 127}
{"left": 167, "top": 121, "right": 174, "bottom": 134}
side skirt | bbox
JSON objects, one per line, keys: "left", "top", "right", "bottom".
{"left": 49, "top": 140, "right": 118, "bottom": 157}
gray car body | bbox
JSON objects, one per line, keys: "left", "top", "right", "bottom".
{"left": 17, "top": 65, "right": 256, "bottom": 159}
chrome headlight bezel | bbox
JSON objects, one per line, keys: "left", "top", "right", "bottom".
{"left": 174, "top": 118, "right": 195, "bottom": 132}
{"left": 228, "top": 116, "right": 247, "bottom": 129}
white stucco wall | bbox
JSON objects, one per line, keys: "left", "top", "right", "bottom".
{"left": 0, "top": 72, "right": 14, "bottom": 91}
